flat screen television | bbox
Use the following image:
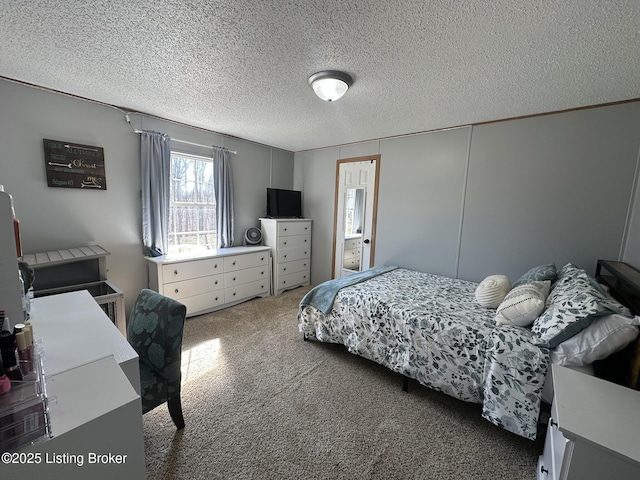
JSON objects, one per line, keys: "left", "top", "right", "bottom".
{"left": 267, "top": 188, "right": 302, "bottom": 218}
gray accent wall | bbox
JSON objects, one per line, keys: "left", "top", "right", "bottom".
{"left": 295, "top": 101, "right": 640, "bottom": 286}
{"left": 0, "top": 79, "right": 294, "bottom": 312}
{"left": 378, "top": 128, "right": 471, "bottom": 278}
{"left": 459, "top": 103, "right": 640, "bottom": 281}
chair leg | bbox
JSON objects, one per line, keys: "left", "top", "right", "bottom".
{"left": 167, "top": 394, "right": 185, "bottom": 429}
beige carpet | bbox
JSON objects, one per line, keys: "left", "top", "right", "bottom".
{"left": 143, "top": 286, "right": 544, "bottom": 480}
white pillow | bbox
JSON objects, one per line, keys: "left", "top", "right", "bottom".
{"left": 551, "top": 314, "right": 640, "bottom": 366}
{"left": 495, "top": 280, "right": 551, "bottom": 327}
{"left": 475, "top": 275, "right": 511, "bottom": 308}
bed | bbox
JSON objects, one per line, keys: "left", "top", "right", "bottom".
{"left": 297, "top": 262, "right": 640, "bottom": 440}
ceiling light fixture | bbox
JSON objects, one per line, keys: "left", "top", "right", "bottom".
{"left": 308, "top": 70, "right": 353, "bottom": 102}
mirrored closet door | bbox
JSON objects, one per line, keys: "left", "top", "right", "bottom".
{"left": 332, "top": 155, "right": 380, "bottom": 278}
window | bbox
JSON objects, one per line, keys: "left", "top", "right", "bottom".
{"left": 168, "top": 152, "right": 216, "bottom": 254}
{"left": 344, "top": 188, "right": 356, "bottom": 236}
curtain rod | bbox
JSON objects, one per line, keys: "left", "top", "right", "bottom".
{"left": 125, "top": 113, "right": 237, "bottom": 154}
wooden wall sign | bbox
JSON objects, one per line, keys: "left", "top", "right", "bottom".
{"left": 43, "top": 139, "right": 107, "bottom": 190}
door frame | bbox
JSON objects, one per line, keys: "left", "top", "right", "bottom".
{"left": 331, "top": 154, "right": 381, "bottom": 279}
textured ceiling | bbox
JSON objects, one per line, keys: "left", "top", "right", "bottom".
{"left": 1, "top": 1, "right": 639, "bottom": 152}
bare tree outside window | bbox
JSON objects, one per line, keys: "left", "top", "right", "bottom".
{"left": 168, "top": 152, "right": 216, "bottom": 254}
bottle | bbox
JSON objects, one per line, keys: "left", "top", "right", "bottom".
{"left": 22, "top": 324, "right": 34, "bottom": 373}
{"left": 19, "top": 270, "right": 28, "bottom": 321}
{"left": 15, "top": 332, "right": 31, "bottom": 376}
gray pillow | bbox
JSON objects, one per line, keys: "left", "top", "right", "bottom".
{"left": 513, "top": 263, "right": 557, "bottom": 288}
{"left": 531, "top": 265, "right": 631, "bottom": 348}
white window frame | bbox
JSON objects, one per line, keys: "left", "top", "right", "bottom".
{"left": 168, "top": 151, "right": 217, "bottom": 254}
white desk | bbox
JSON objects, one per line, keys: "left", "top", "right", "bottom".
{"left": 29, "top": 289, "right": 140, "bottom": 394}
{"left": 5, "top": 290, "right": 146, "bottom": 479}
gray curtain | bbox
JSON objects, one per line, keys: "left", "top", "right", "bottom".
{"left": 140, "top": 130, "right": 171, "bottom": 256}
{"left": 214, "top": 146, "right": 234, "bottom": 248}
{"left": 354, "top": 188, "right": 365, "bottom": 234}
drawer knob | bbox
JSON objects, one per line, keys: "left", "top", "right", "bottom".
{"left": 283, "top": 280, "right": 286, "bottom": 284}
{"left": 261, "top": 271, "right": 265, "bottom": 275}
{"left": 215, "top": 296, "right": 218, "bottom": 301}
{"left": 305, "top": 239, "right": 307, "bottom": 243}
{"left": 233, "top": 292, "right": 236, "bottom": 296}
{"left": 261, "top": 257, "right": 264, "bottom": 261}
{"left": 215, "top": 280, "right": 218, "bottom": 285}
{"left": 540, "top": 466, "right": 548, "bottom": 474}
{"left": 304, "top": 252, "right": 307, "bottom": 255}
{"left": 284, "top": 228, "right": 287, "bottom": 231}
{"left": 284, "top": 254, "right": 287, "bottom": 258}
{"left": 283, "top": 267, "right": 286, "bottom": 271}
{"left": 550, "top": 419, "right": 558, "bottom": 428}
{"left": 175, "top": 288, "right": 179, "bottom": 293}
{"left": 215, "top": 263, "right": 218, "bottom": 269}
{"left": 233, "top": 277, "right": 236, "bottom": 281}
{"left": 233, "top": 261, "right": 236, "bottom": 266}
{"left": 174, "top": 270, "right": 178, "bottom": 275}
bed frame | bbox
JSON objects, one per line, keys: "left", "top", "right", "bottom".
{"left": 593, "top": 259, "right": 640, "bottom": 390}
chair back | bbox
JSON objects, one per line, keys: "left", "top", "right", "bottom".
{"left": 127, "top": 289, "right": 187, "bottom": 384}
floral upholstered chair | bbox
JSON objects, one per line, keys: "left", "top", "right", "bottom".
{"left": 127, "top": 289, "right": 187, "bottom": 429}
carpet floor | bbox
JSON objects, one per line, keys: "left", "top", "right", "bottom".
{"left": 143, "top": 286, "right": 544, "bottom": 479}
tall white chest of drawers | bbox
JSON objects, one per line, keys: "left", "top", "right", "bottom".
{"left": 260, "top": 218, "right": 312, "bottom": 295}
{"left": 146, "top": 246, "right": 271, "bottom": 317}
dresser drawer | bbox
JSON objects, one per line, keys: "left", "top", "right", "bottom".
{"left": 276, "top": 270, "right": 309, "bottom": 291}
{"left": 277, "top": 258, "right": 309, "bottom": 276}
{"left": 277, "top": 221, "right": 311, "bottom": 237}
{"left": 277, "top": 234, "right": 310, "bottom": 250}
{"left": 180, "top": 291, "right": 225, "bottom": 316}
{"left": 223, "top": 251, "right": 270, "bottom": 272}
{"left": 277, "top": 246, "right": 310, "bottom": 263}
{"left": 163, "top": 274, "right": 223, "bottom": 300}
{"left": 344, "top": 237, "right": 361, "bottom": 249}
{"left": 224, "top": 265, "right": 269, "bottom": 287}
{"left": 343, "top": 257, "right": 360, "bottom": 269}
{"left": 225, "top": 279, "right": 269, "bottom": 303}
{"left": 162, "top": 258, "right": 222, "bottom": 283}
{"left": 344, "top": 248, "right": 361, "bottom": 260}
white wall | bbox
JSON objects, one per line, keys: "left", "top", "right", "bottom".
{"left": 0, "top": 79, "right": 294, "bottom": 312}
{"left": 295, "top": 101, "right": 640, "bottom": 285}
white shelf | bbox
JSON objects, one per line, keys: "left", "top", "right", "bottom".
{"left": 21, "top": 245, "right": 110, "bottom": 268}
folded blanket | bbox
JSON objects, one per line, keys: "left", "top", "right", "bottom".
{"left": 300, "top": 265, "right": 398, "bottom": 314}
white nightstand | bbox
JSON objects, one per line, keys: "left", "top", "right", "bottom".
{"left": 538, "top": 364, "right": 640, "bottom": 479}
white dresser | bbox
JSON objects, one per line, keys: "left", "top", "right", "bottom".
{"left": 260, "top": 218, "right": 311, "bottom": 295}
{"left": 343, "top": 235, "right": 362, "bottom": 270}
{"left": 146, "top": 246, "right": 271, "bottom": 317}
{"left": 537, "top": 365, "right": 640, "bottom": 480}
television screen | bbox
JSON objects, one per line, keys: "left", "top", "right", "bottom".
{"left": 267, "top": 188, "right": 302, "bottom": 218}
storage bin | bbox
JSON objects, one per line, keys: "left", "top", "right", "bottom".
{"left": 0, "top": 352, "right": 50, "bottom": 452}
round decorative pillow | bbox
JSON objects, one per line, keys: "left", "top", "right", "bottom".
{"left": 475, "top": 275, "right": 511, "bottom": 308}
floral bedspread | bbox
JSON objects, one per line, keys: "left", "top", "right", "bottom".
{"left": 297, "top": 268, "right": 549, "bottom": 439}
